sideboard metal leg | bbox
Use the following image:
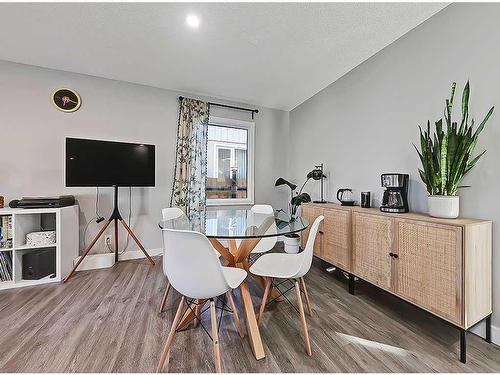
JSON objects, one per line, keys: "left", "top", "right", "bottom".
{"left": 485, "top": 315, "right": 492, "bottom": 343}
{"left": 348, "top": 273, "right": 355, "bottom": 295}
{"left": 460, "top": 329, "right": 467, "bottom": 364}
{"left": 325, "top": 266, "right": 336, "bottom": 273}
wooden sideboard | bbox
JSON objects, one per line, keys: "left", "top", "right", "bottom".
{"left": 301, "top": 202, "right": 492, "bottom": 363}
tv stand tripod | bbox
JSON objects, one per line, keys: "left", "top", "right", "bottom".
{"left": 64, "top": 186, "right": 155, "bottom": 282}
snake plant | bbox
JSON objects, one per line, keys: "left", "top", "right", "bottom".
{"left": 414, "top": 82, "right": 494, "bottom": 196}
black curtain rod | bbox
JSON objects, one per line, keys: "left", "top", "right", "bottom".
{"left": 179, "top": 96, "right": 259, "bottom": 119}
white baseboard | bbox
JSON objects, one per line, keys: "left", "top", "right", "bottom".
{"left": 493, "top": 325, "right": 500, "bottom": 346}
{"left": 119, "top": 247, "right": 162, "bottom": 261}
{"left": 74, "top": 247, "right": 162, "bottom": 271}
{"left": 469, "top": 320, "right": 500, "bottom": 346}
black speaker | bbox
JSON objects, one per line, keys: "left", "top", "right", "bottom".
{"left": 22, "top": 248, "right": 56, "bottom": 280}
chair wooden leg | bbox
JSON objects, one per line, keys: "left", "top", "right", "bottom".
{"left": 226, "top": 290, "right": 244, "bottom": 338}
{"left": 159, "top": 281, "right": 171, "bottom": 314}
{"left": 300, "top": 277, "right": 313, "bottom": 317}
{"left": 295, "top": 280, "right": 312, "bottom": 356}
{"left": 258, "top": 277, "right": 272, "bottom": 325}
{"left": 156, "top": 296, "right": 186, "bottom": 373}
{"left": 210, "top": 299, "right": 222, "bottom": 373}
{"left": 194, "top": 300, "right": 201, "bottom": 328}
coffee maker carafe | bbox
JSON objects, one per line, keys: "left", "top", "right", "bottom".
{"left": 380, "top": 173, "right": 409, "bottom": 213}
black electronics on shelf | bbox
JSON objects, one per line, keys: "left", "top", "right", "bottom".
{"left": 9, "top": 195, "right": 75, "bottom": 209}
{"left": 22, "top": 248, "right": 56, "bottom": 280}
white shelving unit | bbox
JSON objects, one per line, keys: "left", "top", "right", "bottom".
{"left": 0, "top": 205, "right": 78, "bottom": 290}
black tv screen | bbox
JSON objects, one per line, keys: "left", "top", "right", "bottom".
{"left": 65, "top": 138, "right": 155, "bottom": 187}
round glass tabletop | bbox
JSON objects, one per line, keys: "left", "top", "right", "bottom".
{"left": 158, "top": 208, "right": 308, "bottom": 239}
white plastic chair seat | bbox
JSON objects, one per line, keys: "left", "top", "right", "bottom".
{"left": 173, "top": 267, "right": 246, "bottom": 300}
{"left": 249, "top": 253, "right": 302, "bottom": 279}
{"left": 250, "top": 239, "right": 276, "bottom": 254}
{"left": 187, "top": 268, "right": 246, "bottom": 300}
{"left": 249, "top": 216, "right": 324, "bottom": 281}
{"left": 246, "top": 204, "right": 278, "bottom": 255}
{"left": 221, "top": 267, "right": 247, "bottom": 289}
{"left": 162, "top": 207, "right": 184, "bottom": 221}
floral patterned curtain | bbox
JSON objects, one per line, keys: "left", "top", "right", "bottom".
{"left": 170, "top": 98, "right": 210, "bottom": 221}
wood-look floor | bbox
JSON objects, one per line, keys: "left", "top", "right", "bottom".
{"left": 0, "top": 253, "right": 499, "bottom": 373}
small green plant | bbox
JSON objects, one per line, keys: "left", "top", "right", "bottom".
{"left": 414, "top": 81, "right": 494, "bottom": 196}
{"left": 275, "top": 177, "right": 311, "bottom": 218}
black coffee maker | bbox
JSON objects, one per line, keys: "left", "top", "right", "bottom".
{"left": 380, "top": 173, "right": 409, "bottom": 213}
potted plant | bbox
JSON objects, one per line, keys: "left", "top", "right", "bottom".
{"left": 275, "top": 177, "right": 312, "bottom": 253}
{"left": 414, "top": 81, "right": 494, "bottom": 218}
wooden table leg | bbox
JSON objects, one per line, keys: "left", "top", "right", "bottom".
{"left": 239, "top": 278, "right": 266, "bottom": 360}
{"left": 228, "top": 239, "right": 239, "bottom": 257}
{"left": 209, "top": 238, "right": 234, "bottom": 263}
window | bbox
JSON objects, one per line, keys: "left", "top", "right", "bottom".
{"left": 206, "top": 116, "right": 254, "bottom": 205}
{"left": 217, "top": 147, "right": 231, "bottom": 179}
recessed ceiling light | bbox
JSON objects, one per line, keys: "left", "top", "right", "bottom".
{"left": 186, "top": 14, "right": 200, "bottom": 28}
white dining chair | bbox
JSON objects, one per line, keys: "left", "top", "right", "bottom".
{"left": 249, "top": 215, "right": 324, "bottom": 356}
{"left": 156, "top": 228, "right": 247, "bottom": 373}
{"left": 158, "top": 207, "right": 185, "bottom": 314}
{"left": 236, "top": 204, "right": 277, "bottom": 259}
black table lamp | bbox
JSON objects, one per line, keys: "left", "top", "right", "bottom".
{"left": 307, "top": 163, "right": 327, "bottom": 203}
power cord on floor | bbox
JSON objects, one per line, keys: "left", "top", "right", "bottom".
{"left": 82, "top": 215, "right": 98, "bottom": 249}
{"left": 95, "top": 187, "right": 105, "bottom": 223}
{"left": 82, "top": 188, "right": 105, "bottom": 249}
{"left": 105, "top": 187, "right": 132, "bottom": 255}
{"left": 125, "top": 186, "right": 132, "bottom": 251}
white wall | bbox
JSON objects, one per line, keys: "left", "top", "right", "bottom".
{"left": 0, "top": 60, "right": 289, "bottom": 254}
{"left": 289, "top": 3, "right": 500, "bottom": 332}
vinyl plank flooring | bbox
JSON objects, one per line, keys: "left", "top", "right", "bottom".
{"left": 0, "top": 253, "right": 499, "bottom": 373}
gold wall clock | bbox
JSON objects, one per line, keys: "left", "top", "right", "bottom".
{"left": 51, "top": 88, "right": 81, "bottom": 113}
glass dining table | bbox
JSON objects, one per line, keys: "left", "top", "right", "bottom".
{"left": 159, "top": 208, "right": 309, "bottom": 360}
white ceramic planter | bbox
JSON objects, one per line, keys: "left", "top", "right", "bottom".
{"left": 428, "top": 195, "right": 460, "bottom": 219}
{"left": 284, "top": 234, "right": 300, "bottom": 254}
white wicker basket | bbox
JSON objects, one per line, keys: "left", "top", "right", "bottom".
{"left": 26, "top": 231, "right": 56, "bottom": 247}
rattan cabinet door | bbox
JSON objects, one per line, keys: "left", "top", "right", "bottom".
{"left": 323, "top": 208, "right": 351, "bottom": 271}
{"left": 353, "top": 212, "right": 393, "bottom": 290}
{"left": 394, "top": 219, "right": 462, "bottom": 325}
{"left": 301, "top": 205, "right": 323, "bottom": 257}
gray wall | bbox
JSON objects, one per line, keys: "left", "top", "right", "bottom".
{"left": 289, "top": 4, "right": 500, "bottom": 330}
{"left": 0, "top": 60, "right": 289, "bottom": 253}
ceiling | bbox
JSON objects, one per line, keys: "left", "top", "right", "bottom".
{"left": 0, "top": 3, "right": 447, "bottom": 110}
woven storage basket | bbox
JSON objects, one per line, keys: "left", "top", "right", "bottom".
{"left": 26, "top": 231, "right": 56, "bottom": 247}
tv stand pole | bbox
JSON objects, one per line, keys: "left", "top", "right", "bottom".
{"left": 63, "top": 185, "right": 155, "bottom": 283}
{"left": 109, "top": 185, "right": 122, "bottom": 263}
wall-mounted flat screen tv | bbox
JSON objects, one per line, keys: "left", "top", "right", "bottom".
{"left": 65, "top": 138, "right": 155, "bottom": 187}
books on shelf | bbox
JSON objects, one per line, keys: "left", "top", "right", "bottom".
{"left": 0, "top": 215, "right": 13, "bottom": 249}
{"left": 0, "top": 251, "right": 12, "bottom": 281}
